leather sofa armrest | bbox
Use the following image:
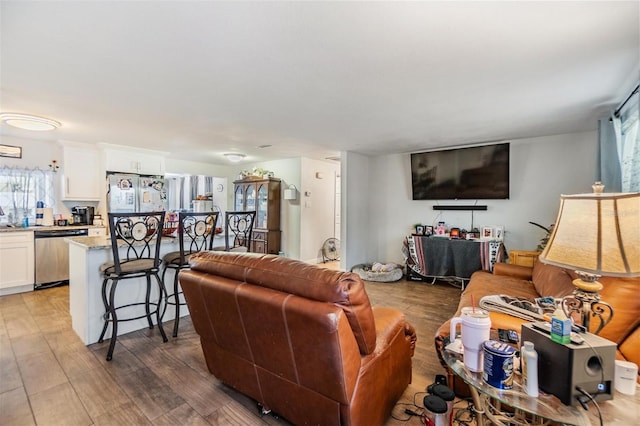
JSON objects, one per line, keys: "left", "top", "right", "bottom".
{"left": 493, "top": 263, "right": 533, "bottom": 280}
{"left": 372, "top": 306, "right": 416, "bottom": 356}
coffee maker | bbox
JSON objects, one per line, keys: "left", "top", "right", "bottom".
{"left": 71, "top": 206, "right": 95, "bottom": 225}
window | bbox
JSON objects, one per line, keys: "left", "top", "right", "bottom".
{"left": 0, "top": 166, "right": 55, "bottom": 225}
{"left": 612, "top": 87, "right": 640, "bottom": 192}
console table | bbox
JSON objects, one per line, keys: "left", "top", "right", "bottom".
{"left": 403, "top": 235, "right": 505, "bottom": 285}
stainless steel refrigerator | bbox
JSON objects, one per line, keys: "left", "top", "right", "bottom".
{"left": 106, "top": 173, "right": 168, "bottom": 213}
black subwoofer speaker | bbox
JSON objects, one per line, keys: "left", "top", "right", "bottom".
{"left": 521, "top": 323, "right": 616, "bottom": 405}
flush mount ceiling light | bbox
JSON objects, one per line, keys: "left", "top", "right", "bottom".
{"left": 224, "top": 153, "right": 246, "bottom": 163}
{"left": 0, "top": 113, "right": 61, "bottom": 131}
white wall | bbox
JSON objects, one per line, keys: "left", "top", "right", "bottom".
{"left": 165, "top": 158, "right": 235, "bottom": 178}
{"left": 362, "top": 131, "right": 598, "bottom": 267}
{"left": 241, "top": 157, "right": 339, "bottom": 261}
{"left": 251, "top": 158, "right": 302, "bottom": 258}
{"left": 342, "top": 151, "right": 372, "bottom": 269}
{"left": 300, "top": 157, "right": 340, "bottom": 262}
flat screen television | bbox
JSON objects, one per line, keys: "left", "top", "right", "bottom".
{"left": 411, "top": 143, "right": 510, "bottom": 200}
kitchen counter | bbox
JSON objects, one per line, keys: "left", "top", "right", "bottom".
{"left": 0, "top": 224, "right": 105, "bottom": 233}
{"left": 65, "top": 235, "right": 180, "bottom": 250}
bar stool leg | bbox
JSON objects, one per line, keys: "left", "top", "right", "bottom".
{"left": 105, "top": 278, "right": 120, "bottom": 361}
{"left": 153, "top": 272, "right": 168, "bottom": 343}
{"left": 172, "top": 269, "right": 181, "bottom": 337}
{"left": 98, "top": 277, "right": 111, "bottom": 344}
{"left": 145, "top": 274, "right": 153, "bottom": 329}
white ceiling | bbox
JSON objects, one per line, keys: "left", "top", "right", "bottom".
{"left": 1, "top": 1, "right": 638, "bottom": 165}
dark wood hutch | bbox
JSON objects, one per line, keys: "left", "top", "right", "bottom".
{"left": 233, "top": 177, "right": 281, "bottom": 254}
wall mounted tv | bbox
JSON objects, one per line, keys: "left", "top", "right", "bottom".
{"left": 411, "top": 143, "right": 510, "bottom": 200}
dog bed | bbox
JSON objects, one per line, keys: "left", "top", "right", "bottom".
{"left": 351, "top": 263, "right": 403, "bottom": 282}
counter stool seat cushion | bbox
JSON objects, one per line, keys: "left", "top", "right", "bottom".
{"left": 100, "top": 259, "right": 157, "bottom": 275}
{"left": 162, "top": 251, "right": 194, "bottom": 267}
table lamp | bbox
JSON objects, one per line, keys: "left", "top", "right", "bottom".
{"left": 538, "top": 182, "right": 640, "bottom": 334}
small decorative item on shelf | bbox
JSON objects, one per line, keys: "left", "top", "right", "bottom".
{"left": 450, "top": 228, "right": 460, "bottom": 239}
{"left": 425, "top": 225, "right": 434, "bottom": 236}
{"left": 481, "top": 226, "right": 495, "bottom": 240}
{"left": 415, "top": 225, "right": 425, "bottom": 235}
{"left": 467, "top": 228, "right": 480, "bottom": 240}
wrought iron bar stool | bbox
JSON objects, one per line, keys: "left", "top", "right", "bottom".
{"left": 161, "top": 211, "right": 219, "bottom": 337}
{"left": 213, "top": 211, "right": 256, "bottom": 252}
{"left": 98, "top": 212, "right": 168, "bottom": 361}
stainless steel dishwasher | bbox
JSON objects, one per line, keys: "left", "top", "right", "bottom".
{"left": 34, "top": 228, "right": 88, "bottom": 289}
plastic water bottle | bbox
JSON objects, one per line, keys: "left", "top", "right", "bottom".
{"left": 521, "top": 341, "right": 539, "bottom": 397}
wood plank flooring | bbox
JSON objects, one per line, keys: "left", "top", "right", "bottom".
{"left": 0, "top": 266, "right": 461, "bottom": 426}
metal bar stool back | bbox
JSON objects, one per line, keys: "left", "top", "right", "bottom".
{"left": 161, "top": 211, "right": 219, "bottom": 337}
{"left": 224, "top": 210, "right": 256, "bottom": 252}
{"left": 98, "top": 212, "right": 168, "bottom": 360}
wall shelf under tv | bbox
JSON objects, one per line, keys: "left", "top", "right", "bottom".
{"left": 433, "top": 205, "right": 487, "bottom": 211}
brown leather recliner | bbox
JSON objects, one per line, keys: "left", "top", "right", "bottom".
{"left": 180, "top": 251, "right": 417, "bottom": 426}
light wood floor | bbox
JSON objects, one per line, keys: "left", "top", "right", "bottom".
{"left": 0, "top": 266, "right": 460, "bottom": 426}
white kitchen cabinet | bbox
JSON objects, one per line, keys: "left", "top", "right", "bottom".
{"left": 103, "top": 147, "right": 166, "bottom": 175}
{"left": 0, "top": 231, "right": 35, "bottom": 295}
{"left": 61, "top": 141, "right": 102, "bottom": 201}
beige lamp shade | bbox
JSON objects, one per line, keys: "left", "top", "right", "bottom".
{"left": 539, "top": 192, "right": 640, "bottom": 277}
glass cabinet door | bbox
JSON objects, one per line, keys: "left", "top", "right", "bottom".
{"left": 245, "top": 185, "right": 256, "bottom": 212}
{"left": 234, "top": 185, "right": 244, "bottom": 211}
{"left": 257, "top": 183, "right": 268, "bottom": 229}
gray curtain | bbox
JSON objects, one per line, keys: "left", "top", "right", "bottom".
{"left": 205, "top": 176, "right": 213, "bottom": 194}
{"left": 597, "top": 117, "right": 622, "bottom": 192}
{"left": 190, "top": 176, "right": 198, "bottom": 204}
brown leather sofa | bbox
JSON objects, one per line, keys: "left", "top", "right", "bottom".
{"left": 180, "top": 251, "right": 417, "bottom": 425}
{"left": 435, "top": 260, "right": 640, "bottom": 383}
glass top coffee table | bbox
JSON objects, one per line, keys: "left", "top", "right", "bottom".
{"left": 441, "top": 338, "right": 590, "bottom": 426}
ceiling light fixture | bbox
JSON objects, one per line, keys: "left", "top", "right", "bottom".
{"left": 0, "top": 113, "right": 61, "bottom": 131}
{"left": 224, "top": 153, "right": 246, "bottom": 163}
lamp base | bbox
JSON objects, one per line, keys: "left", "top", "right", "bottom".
{"left": 561, "top": 272, "right": 614, "bottom": 335}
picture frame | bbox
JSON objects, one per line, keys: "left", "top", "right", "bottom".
{"left": 0, "top": 144, "right": 22, "bottom": 158}
{"left": 481, "top": 226, "right": 495, "bottom": 241}
{"left": 415, "top": 225, "right": 425, "bottom": 236}
{"left": 494, "top": 226, "right": 505, "bottom": 241}
{"left": 425, "top": 225, "right": 434, "bottom": 236}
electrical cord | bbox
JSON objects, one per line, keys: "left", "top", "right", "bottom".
{"left": 576, "top": 386, "right": 603, "bottom": 426}
{"left": 390, "top": 392, "right": 427, "bottom": 422}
